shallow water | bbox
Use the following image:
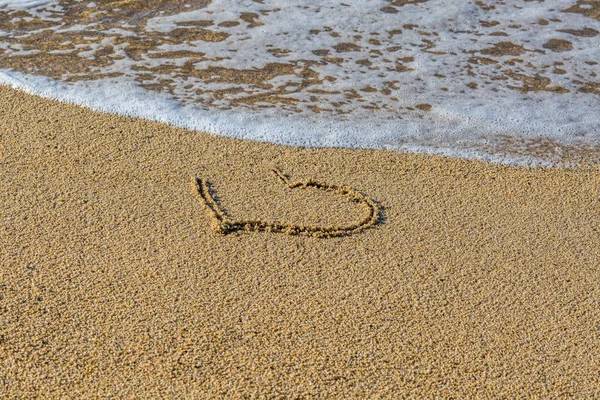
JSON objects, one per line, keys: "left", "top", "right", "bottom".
{"left": 0, "top": 0, "right": 599, "bottom": 165}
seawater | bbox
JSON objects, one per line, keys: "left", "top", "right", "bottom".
{"left": 0, "top": 0, "right": 599, "bottom": 165}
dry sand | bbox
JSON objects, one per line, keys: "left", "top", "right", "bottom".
{"left": 1, "top": 85, "right": 599, "bottom": 398}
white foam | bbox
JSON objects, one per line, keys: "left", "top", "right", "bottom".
{"left": 0, "top": 0, "right": 56, "bottom": 10}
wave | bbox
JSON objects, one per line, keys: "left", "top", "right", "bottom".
{"left": 1, "top": 0, "right": 599, "bottom": 165}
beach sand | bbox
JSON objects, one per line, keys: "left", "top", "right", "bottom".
{"left": 1, "top": 85, "right": 599, "bottom": 398}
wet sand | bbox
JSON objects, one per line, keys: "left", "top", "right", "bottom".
{"left": 0, "top": 85, "right": 599, "bottom": 398}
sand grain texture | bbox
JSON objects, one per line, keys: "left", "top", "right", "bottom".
{"left": 0, "top": 86, "right": 600, "bottom": 398}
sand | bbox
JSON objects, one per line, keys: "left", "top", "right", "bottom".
{"left": 1, "top": 85, "right": 599, "bottom": 398}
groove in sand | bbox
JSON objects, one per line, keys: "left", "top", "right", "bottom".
{"left": 193, "top": 168, "right": 381, "bottom": 238}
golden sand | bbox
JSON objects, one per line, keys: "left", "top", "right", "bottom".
{"left": 1, "top": 85, "right": 599, "bottom": 398}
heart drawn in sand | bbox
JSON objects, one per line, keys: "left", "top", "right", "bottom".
{"left": 193, "top": 168, "right": 381, "bottom": 238}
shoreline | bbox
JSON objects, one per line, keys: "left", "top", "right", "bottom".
{"left": 2, "top": 73, "right": 599, "bottom": 168}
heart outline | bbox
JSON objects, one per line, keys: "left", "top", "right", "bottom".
{"left": 193, "top": 168, "right": 381, "bottom": 238}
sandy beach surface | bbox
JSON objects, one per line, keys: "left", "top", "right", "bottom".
{"left": 1, "top": 85, "right": 600, "bottom": 398}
